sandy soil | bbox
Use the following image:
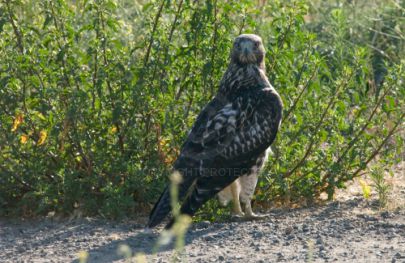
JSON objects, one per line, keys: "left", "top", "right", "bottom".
{"left": 1, "top": 163, "right": 404, "bottom": 263}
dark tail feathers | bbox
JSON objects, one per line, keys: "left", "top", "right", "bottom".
{"left": 147, "top": 186, "right": 171, "bottom": 228}
{"left": 147, "top": 175, "right": 196, "bottom": 228}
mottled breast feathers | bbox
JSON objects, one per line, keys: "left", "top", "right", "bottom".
{"left": 174, "top": 64, "right": 282, "bottom": 166}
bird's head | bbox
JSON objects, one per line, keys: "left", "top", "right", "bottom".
{"left": 231, "top": 34, "right": 265, "bottom": 69}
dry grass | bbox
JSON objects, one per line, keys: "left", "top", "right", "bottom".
{"left": 333, "top": 161, "right": 405, "bottom": 212}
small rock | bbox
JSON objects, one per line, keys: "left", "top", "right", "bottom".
{"left": 198, "top": 221, "right": 210, "bottom": 229}
{"left": 253, "top": 232, "right": 263, "bottom": 238}
{"left": 285, "top": 226, "right": 293, "bottom": 235}
{"left": 343, "top": 222, "right": 354, "bottom": 230}
{"left": 218, "top": 255, "right": 225, "bottom": 261}
{"left": 40, "top": 249, "right": 46, "bottom": 257}
{"left": 286, "top": 235, "right": 294, "bottom": 240}
{"left": 204, "top": 235, "right": 215, "bottom": 242}
{"left": 319, "top": 245, "right": 325, "bottom": 251}
{"left": 264, "top": 222, "right": 273, "bottom": 227}
{"left": 365, "top": 215, "right": 378, "bottom": 222}
{"left": 319, "top": 251, "right": 328, "bottom": 259}
{"left": 381, "top": 211, "right": 392, "bottom": 218}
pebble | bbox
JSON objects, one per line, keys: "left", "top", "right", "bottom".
{"left": 286, "top": 234, "right": 294, "bottom": 240}
{"left": 343, "top": 222, "right": 354, "bottom": 230}
{"left": 285, "top": 226, "right": 294, "bottom": 235}
{"left": 2, "top": 200, "right": 404, "bottom": 263}
{"left": 198, "top": 221, "right": 211, "bottom": 229}
{"left": 204, "top": 236, "right": 215, "bottom": 241}
{"left": 319, "top": 245, "right": 325, "bottom": 251}
{"left": 264, "top": 222, "right": 274, "bottom": 227}
{"left": 252, "top": 231, "right": 264, "bottom": 238}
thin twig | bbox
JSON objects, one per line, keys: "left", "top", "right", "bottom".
{"left": 283, "top": 70, "right": 355, "bottom": 178}
{"left": 99, "top": 9, "right": 125, "bottom": 153}
{"left": 291, "top": 83, "right": 392, "bottom": 187}
{"left": 283, "top": 64, "right": 319, "bottom": 122}
{"left": 320, "top": 112, "right": 405, "bottom": 192}
{"left": 144, "top": 0, "right": 165, "bottom": 66}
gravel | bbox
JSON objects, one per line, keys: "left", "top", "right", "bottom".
{"left": 1, "top": 162, "right": 404, "bottom": 262}
{"left": 1, "top": 197, "right": 404, "bottom": 263}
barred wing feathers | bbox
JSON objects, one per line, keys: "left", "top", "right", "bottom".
{"left": 147, "top": 85, "right": 282, "bottom": 228}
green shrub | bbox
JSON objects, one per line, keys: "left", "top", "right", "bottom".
{"left": 0, "top": 0, "right": 403, "bottom": 217}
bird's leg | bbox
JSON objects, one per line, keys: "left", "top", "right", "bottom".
{"left": 244, "top": 201, "right": 268, "bottom": 220}
{"left": 238, "top": 173, "right": 267, "bottom": 220}
{"left": 231, "top": 181, "right": 244, "bottom": 217}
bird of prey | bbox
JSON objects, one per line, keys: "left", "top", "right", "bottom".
{"left": 147, "top": 34, "right": 283, "bottom": 228}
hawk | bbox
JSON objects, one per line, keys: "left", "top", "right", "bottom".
{"left": 147, "top": 34, "right": 283, "bottom": 228}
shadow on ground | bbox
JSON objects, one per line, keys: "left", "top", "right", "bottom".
{"left": 71, "top": 224, "right": 219, "bottom": 263}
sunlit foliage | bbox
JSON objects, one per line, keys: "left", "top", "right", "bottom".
{"left": 0, "top": 0, "right": 403, "bottom": 217}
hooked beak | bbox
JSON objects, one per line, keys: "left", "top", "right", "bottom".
{"left": 239, "top": 47, "right": 255, "bottom": 64}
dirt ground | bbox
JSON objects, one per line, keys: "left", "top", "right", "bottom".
{"left": 1, "top": 162, "right": 404, "bottom": 263}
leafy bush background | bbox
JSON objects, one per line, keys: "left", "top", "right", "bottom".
{"left": 0, "top": 0, "right": 403, "bottom": 218}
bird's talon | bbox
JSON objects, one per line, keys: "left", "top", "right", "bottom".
{"left": 231, "top": 212, "right": 245, "bottom": 218}
{"left": 245, "top": 213, "right": 269, "bottom": 221}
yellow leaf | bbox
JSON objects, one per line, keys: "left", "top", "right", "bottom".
{"left": 135, "top": 253, "right": 147, "bottom": 263}
{"left": 110, "top": 125, "right": 117, "bottom": 133}
{"left": 159, "top": 138, "right": 168, "bottom": 147}
{"left": 20, "top": 134, "right": 29, "bottom": 144}
{"left": 77, "top": 250, "right": 89, "bottom": 263}
{"left": 34, "top": 111, "right": 46, "bottom": 121}
{"left": 359, "top": 178, "right": 371, "bottom": 199}
{"left": 11, "top": 113, "right": 24, "bottom": 132}
{"left": 37, "top": 130, "right": 47, "bottom": 145}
